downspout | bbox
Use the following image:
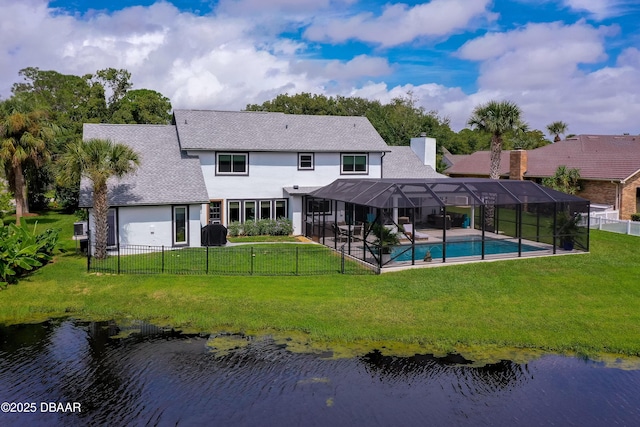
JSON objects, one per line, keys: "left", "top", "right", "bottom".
{"left": 380, "top": 151, "right": 386, "bottom": 178}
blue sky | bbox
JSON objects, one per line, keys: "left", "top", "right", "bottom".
{"left": 2, "top": 0, "right": 640, "bottom": 136}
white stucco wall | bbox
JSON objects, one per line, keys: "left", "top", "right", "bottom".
{"left": 195, "top": 151, "right": 382, "bottom": 199}
{"left": 89, "top": 204, "right": 203, "bottom": 247}
{"left": 194, "top": 151, "right": 383, "bottom": 233}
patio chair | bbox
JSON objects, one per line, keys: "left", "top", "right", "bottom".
{"left": 332, "top": 223, "right": 349, "bottom": 243}
{"left": 403, "top": 224, "right": 429, "bottom": 241}
{"left": 352, "top": 225, "right": 363, "bottom": 241}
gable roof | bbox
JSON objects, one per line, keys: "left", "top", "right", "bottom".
{"left": 383, "top": 146, "right": 445, "bottom": 179}
{"left": 173, "top": 109, "right": 389, "bottom": 152}
{"left": 446, "top": 134, "right": 640, "bottom": 181}
{"left": 80, "top": 124, "right": 209, "bottom": 207}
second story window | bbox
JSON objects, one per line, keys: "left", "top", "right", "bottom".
{"left": 298, "top": 153, "right": 314, "bottom": 170}
{"left": 217, "top": 153, "right": 248, "bottom": 175}
{"left": 341, "top": 153, "right": 368, "bottom": 174}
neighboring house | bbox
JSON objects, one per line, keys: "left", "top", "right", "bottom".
{"left": 445, "top": 134, "right": 640, "bottom": 219}
{"left": 80, "top": 110, "right": 443, "bottom": 247}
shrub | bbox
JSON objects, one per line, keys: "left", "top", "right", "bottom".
{"left": 242, "top": 220, "right": 260, "bottom": 236}
{"left": 227, "top": 221, "right": 241, "bottom": 237}
{"left": 0, "top": 179, "right": 13, "bottom": 218}
{"left": 226, "top": 219, "right": 294, "bottom": 237}
{"left": 55, "top": 184, "right": 80, "bottom": 213}
{"left": 631, "top": 213, "right": 640, "bottom": 222}
{"left": 273, "top": 218, "right": 293, "bottom": 235}
{"left": 0, "top": 223, "right": 59, "bottom": 286}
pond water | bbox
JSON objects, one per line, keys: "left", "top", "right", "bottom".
{"left": 1, "top": 319, "right": 639, "bottom": 426}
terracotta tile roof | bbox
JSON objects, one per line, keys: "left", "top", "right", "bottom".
{"left": 446, "top": 135, "right": 640, "bottom": 181}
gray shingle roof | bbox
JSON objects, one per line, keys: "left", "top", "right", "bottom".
{"left": 173, "top": 109, "right": 390, "bottom": 152}
{"left": 80, "top": 124, "right": 209, "bottom": 207}
{"left": 446, "top": 134, "right": 640, "bottom": 181}
{"left": 383, "top": 146, "right": 445, "bottom": 179}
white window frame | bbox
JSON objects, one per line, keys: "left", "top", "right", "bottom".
{"left": 275, "top": 199, "right": 287, "bottom": 219}
{"left": 341, "top": 153, "right": 368, "bottom": 174}
{"left": 216, "top": 153, "right": 248, "bottom": 175}
{"left": 259, "top": 200, "right": 272, "bottom": 220}
{"left": 298, "top": 153, "right": 314, "bottom": 170}
{"left": 244, "top": 200, "right": 256, "bottom": 222}
{"left": 228, "top": 200, "right": 241, "bottom": 223}
{"left": 173, "top": 205, "right": 188, "bottom": 246}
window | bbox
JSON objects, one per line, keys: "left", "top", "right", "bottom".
{"left": 228, "top": 201, "right": 240, "bottom": 223}
{"left": 209, "top": 201, "right": 222, "bottom": 224}
{"left": 244, "top": 201, "right": 256, "bottom": 222}
{"left": 227, "top": 199, "right": 287, "bottom": 224}
{"left": 173, "top": 206, "right": 188, "bottom": 245}
{"left": 275, "top": 200, "right": 287, "bottom": 219}
{"left": 307, "top": 199, "right": 332, "bottom": 215}
{"left": 341, "top": 153, "right": 368, "bottom": 174}
{"left": 260, "top": 200, "right": 271, "bottom": 220}
{"left": 298, "top": 153, "right": 314, "bottom": 170}
{"left": 217, "top": 153, "right": 248, "bottom": 175}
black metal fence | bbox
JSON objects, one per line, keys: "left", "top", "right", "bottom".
{"left": 87, "top": 243, "right": 376, "bottom": 276}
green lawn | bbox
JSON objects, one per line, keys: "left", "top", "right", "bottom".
{"left": 2, "top": 211, "right": 640, "bottom": 361}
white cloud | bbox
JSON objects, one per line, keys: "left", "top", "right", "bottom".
{"left": 1, "top": 0, "right": 639, "bottom": 137}
{"left": 562, "top": 0, "right": 637, "bottom": 20}
{"left": 0, "top": 0, "right": 385, "bottom": 110}
{"left": 304, "top": 0, "right": 496, "bottom": 47}
{"left": 449, "top": 20, "right": 640, "bottom": 134}
{"left": 291, "top": 55, "right": 393, "bottom": 83}
{"left": 216, "top": 0, "right": 357, "bottom": 15}
{"left": 457, "top": 21, "right": 615, "bottom": 90}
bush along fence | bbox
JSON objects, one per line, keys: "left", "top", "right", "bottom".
{"left": 87, "top": 242, "right": 376, "bottom": 276}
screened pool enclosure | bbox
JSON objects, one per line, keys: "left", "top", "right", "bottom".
{"left": 305, "top": 178, "right": 590, "bottom": 271}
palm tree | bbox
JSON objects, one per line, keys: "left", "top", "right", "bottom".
{"left": 546, "top": 121, "right": 568, "bottom": 142}
{"left": 0, "top": 102, "right": 56, "bottom": 225}
{"left": 468, "top": 100, "right": 527, "bottom": 179}
{"left": 57, "top": 138, "right": 140, "bottom": 259}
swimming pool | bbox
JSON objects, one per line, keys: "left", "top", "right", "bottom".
{"left": 391, "top": 236, "right": 544, "bottom": 262}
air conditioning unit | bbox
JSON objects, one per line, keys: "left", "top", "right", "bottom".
{"left": 73, "top": 222, "right": 88, "bottom": 239}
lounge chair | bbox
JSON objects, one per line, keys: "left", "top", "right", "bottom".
{"left": 403, "top": 224, "right": 429, "bottom": 241}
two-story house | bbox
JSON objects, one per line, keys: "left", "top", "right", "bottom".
{"left": 80, "top": 110, "right": 443, "bottom": 247}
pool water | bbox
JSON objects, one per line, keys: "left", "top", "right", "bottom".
{"left": 392, "top": 237, "right": 544, "bottom": 261}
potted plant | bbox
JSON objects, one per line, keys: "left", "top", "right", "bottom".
{"left": 372, "top": 223, "right": 400, "bottom": 254}
{"left": 556, "top": 211, "right": 581, "bottom": 250}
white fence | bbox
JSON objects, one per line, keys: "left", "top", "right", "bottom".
{"left": 588, "top": 215, "right": 640, "bottom": 237}
{"left": 590, "top": 210, "right": 620, "bottom": 220}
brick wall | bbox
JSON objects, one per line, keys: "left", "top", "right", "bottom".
{"left": 578, "top": 181, "right": 617, "bottom": 208}
{"left": 621, "top": 171, "right": 640, "bottom": 219}
{"left": 509, "top": 150, "right": 527, "bottom": 180}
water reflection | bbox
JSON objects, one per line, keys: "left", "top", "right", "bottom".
{"left": 1, "top": 320, "right": 639, "bottom": 427}
{"left": 361, "top": 350, "right": 532, "bottom": 393}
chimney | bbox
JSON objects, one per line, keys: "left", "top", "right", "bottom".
{"left": 509, "top": 150, "right": 527, "bottom": 180}
{"left": 410, "top": 134, "right": 437, "bottom": 169}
